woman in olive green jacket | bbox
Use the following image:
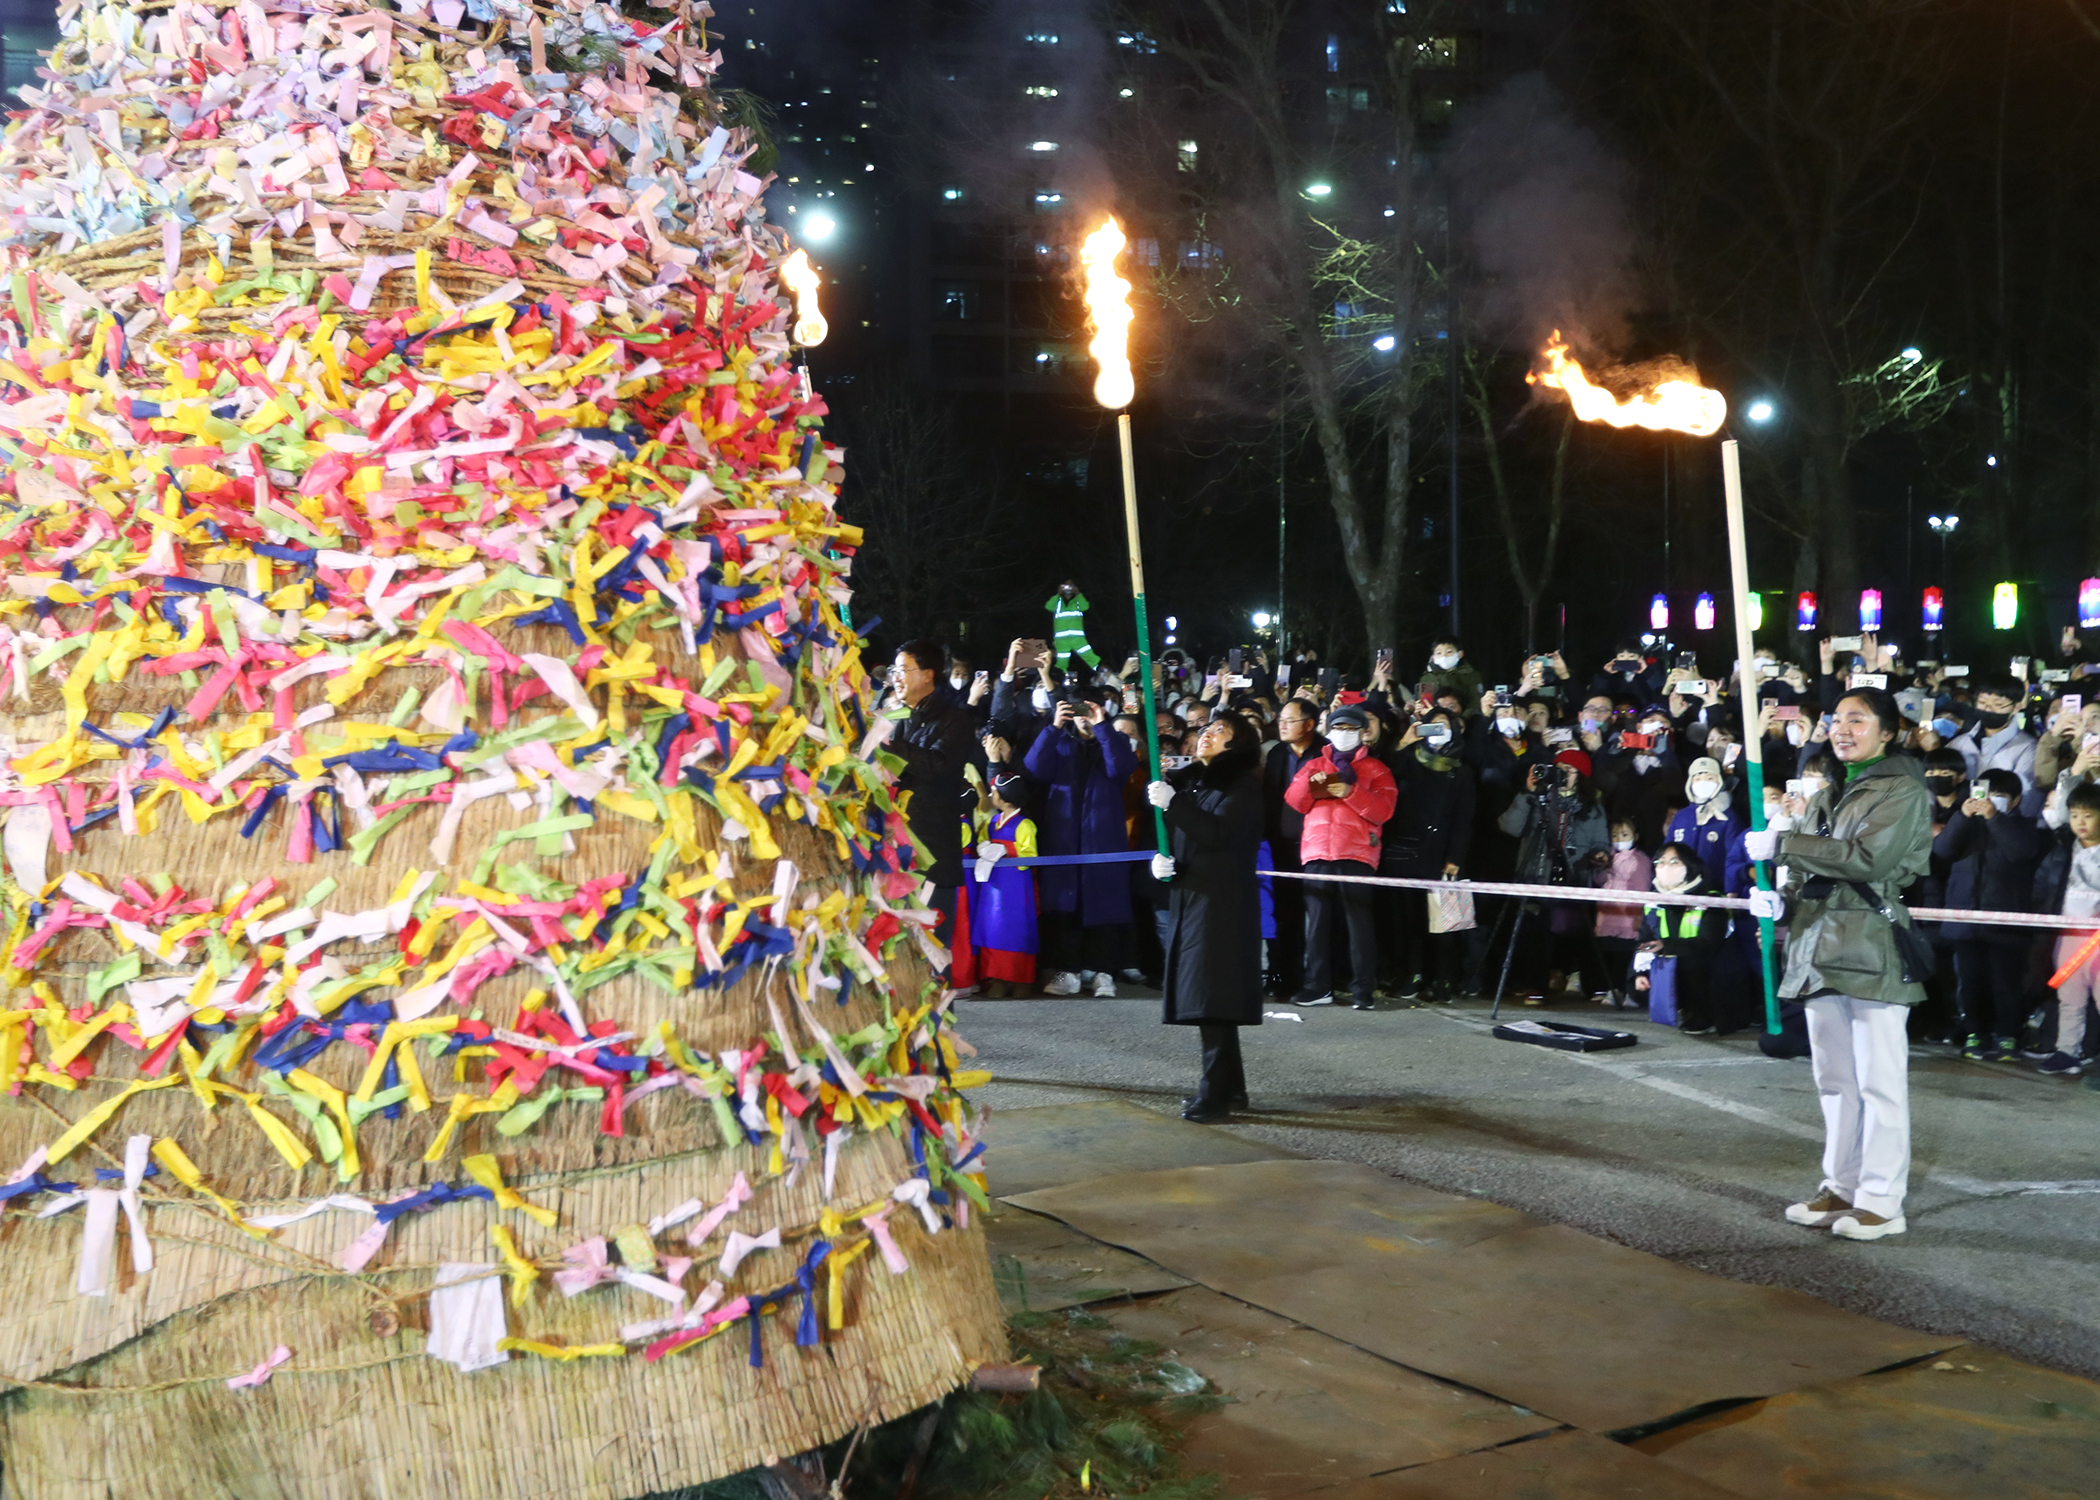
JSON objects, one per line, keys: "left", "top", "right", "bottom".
{"left": 1745, "top": 688, "right": 1932, "bottom": 1243}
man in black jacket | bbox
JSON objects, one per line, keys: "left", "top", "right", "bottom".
{"left": 878, "top": 639, "right": 979, "bottom": 974}
{"left": 1262, "top": 698, "right": 1324, "bottom": 996}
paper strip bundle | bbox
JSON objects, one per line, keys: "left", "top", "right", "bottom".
{"left": 0, "top": 0, "right": 1002, "bottom": 1493}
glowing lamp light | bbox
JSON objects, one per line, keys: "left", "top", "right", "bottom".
{"left": 1994, "top": 582, "right": 2019, "bottom": 632}
{"left": 2081, "top": 578, "right": 2100, "bottom": 630}
{"left": 1796, "top": 591, "right": 1818, "bottom": 632}
{"left": 1859, "top": 589, "right": 1882, "bottom": 633}
{"left": 1252, "top": 611, "right": 1272, "bottom": 629}
{"left": 1080, "top": 218, "right": 1135, "bottom": 409}
{"left": 1649, "top": 593, "right": 1670, "bottom": 632}
{"left": 1747, "top": 592, "right": 1765, "bottom": 631}
{"left": 1694, "top": 592, "right": 1716, "bottom": 632}
{"left": 1922, "top": 586, "right": 1944, "bottom": 634}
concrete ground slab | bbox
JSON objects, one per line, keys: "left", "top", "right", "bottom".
{"left": 1012, "top": 1159, "right": 1955, "bottom": 1434}
{"left": 1097, "top": 1287, "right": 1555, "bottom": 1496}
{"left": 1634, "top": 1344, "right": 2100, "bottom": 1499}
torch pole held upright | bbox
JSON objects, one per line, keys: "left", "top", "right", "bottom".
{"left": 1722, "top": 438, "right": 1781, "bottom": 1034}
{"left": 1119, "top": 414, "right": 1171, "bottom": 865}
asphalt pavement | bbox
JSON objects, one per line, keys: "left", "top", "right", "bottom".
{"left": 964, "top": 987, "right": 2100, "bottom": 1381}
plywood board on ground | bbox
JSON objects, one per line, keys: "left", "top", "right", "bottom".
{"left": 1099, "top": 1287, "right": 1554, "bottom": 1496}
{"left": 985, "top": 1204, "right": 1190, "bottom": 1312}
{"left": 1635, "top": 1344, "right": 2100, "bottom": 1499}
{"left": 1010, "top": 1160, "right": 1954, "bottom": 1433}
{"left": 988, "top": 1100, "right": 1295, "bottom": 1199}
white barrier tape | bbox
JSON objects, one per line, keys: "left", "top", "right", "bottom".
{"left": 1258, "top": 868, "right": 2100, "bottom": 932}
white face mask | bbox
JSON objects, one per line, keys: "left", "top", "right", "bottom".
{"left": 1495, "top": 716, "right": 1525, "bottom": 737}
{"left": 1640, "top": 723, "right": 1668, "bottom": 740}
{"left": 1328, "top": 729, "right": 1362, "bottom": 753}
{"left": 1613, "top": 838, "right": 1635, "bottom": 852}
{"left": 1422, "top": 724, "right": 1453, "bottom": 747}
{"left": 1989, "top": 793, "right": 2011, "bottom": 814}
{"left": 1689, "top": 779, "right": 1722, "bottom": 804}
{"left": 1031, "top": 688, "right": 1052, "bottom": 714}
{"left": 1786, "top": 722, "right": 1806, "bottom": 746}
{"left": 950, "top": 674, "right": 968, "bottom": 690}
{"left": 1655, "top": 865, "right": 1688, "bottom": 890}
{"left": 1432, "top": 651, "right": 1461, "bottom": 671}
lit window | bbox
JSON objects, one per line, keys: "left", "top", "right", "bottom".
{"left": 1134, "top": 237, "right": 1160, "bottom": 267}
{"left": 1415, "top": 36, "right": 1459, "bottom": 66}
{"left": 941, "top": 186, "right": 964, "bottom": 201}
{"left": 1024, "top": 84, "right": 1060, "bottom": 98}
{"left": 1115, "top": 31, "right": 1156, "bottom": 51}
{"left": 1119, "top": 87, "right": 1135, "bottom": 98}
{"left": 1177, "top": 139, "right": 1199, "bottom": 172}
{"left": 1326, "top": 34, "right": 1340, "bottom": 71}
{"left": 1024, "top": 30, "right": 1060, "bottom": 44}
{"left": 1033, "top": 190, "right": 1064, "bottom": 210}
{"left": 1179, "top": 241, "right": 1222, "bottom": 269}
{"left": 1028, "top": 140, "right": 1060, "bottom": 152}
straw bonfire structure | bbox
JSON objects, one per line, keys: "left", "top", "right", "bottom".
{"left": 0, "top": 0, "right": 1003, "bottom": 1492}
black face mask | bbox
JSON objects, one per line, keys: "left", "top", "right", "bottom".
{"left": 1925, "top": 774, "right": 1961, "bottom": 793}
{"left": 1614, "top": 663, "right": 1638, "bottom": 676}
{"left": 1976, "top": 709, "right": 2013, "bottom": 731}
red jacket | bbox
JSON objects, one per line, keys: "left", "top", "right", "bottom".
{"left": 1285, "top": 749, "right": 1399, "bottom": 866}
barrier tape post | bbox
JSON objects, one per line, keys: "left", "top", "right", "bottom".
{"left": 1722, "top": 438, "right": 1782, "bottom": 1036}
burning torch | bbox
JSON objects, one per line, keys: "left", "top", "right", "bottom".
{"left": 1082, "top": 219, "right": 1170, "bottom": 865}
{"left": 1532, "top": 334, "right": 1779, "bottom": 1033}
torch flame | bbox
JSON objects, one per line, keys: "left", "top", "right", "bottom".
{"left": 1081, "top": 218, "right": 1135, "bottom": 410}
{"left": 781, "top": 249, "right": 828, "bottom": 348}
{"left": 1528, "top": 333, "right": 1726, "bottom": 437}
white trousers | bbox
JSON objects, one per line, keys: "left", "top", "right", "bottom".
{"left": 2052, "top": 936, "right": 2099, "bottom": 1056}
{"left": 1805, "top": 995, "right": 1911, "bottom": 1218}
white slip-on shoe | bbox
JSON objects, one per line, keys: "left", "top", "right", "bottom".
{"left": 1092, "top": 972, "right": 1117, "bottom": 998}
{"left": 1784, "top": 1190, "right": 1853, "bottom": 1228}
{"left": 1042, "top": 971, "right": 1081, "bottom": 997}
{"left": 1831, "top": 1210, "right": 1906, "bottom": 1241}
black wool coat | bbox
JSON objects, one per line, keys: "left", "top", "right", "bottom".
{"left": 1161, "top": 758, "right": 1265, "bottom": 1028}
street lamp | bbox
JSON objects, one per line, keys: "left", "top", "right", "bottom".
{"left": 1928, "top": 513, "right": 1959, "bottom": 582}
{"left": 1305, "top": 182, "right": 1332, "bottom": 197}
{"left": 1251, "top": 611, "right": 1272, "bottom": 630}
{"left": 804, "top": 212, "right": 839, "bottom": 243}
{"left": 1746, "top": 400, "right": 1775, "bottom": 423}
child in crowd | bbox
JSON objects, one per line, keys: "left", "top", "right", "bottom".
{"left": 1934, "top": 765, "right": 2046, "bottom": 1063}
{"left": 1594, "top": 817, "right": 1652, "bottom": 1005}
{"left": 1634, "top": 842, "right": 1727, "bottom": 1034}
{"left": 2031, "top": 780, "right": 2100, "bottom": 1077}
{"left": 970, "top": 772, "right": 1041, "bottom": 996}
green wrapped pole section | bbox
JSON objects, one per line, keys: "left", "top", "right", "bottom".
{"left": 1722, "top": 438, "right": 1781, "bottom": 1034}
{"left": 1119, "top": 414, "right": 1171, "bottom": 865}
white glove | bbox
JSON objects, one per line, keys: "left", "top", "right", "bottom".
{"left": 1633, "top": 950, "right": 1655, "bottom": 974}
{"left": 1748, "top": 887, "right": 1786, "bottom": 922}
{"left": 1763, "top": 813, "right": 1795, "bottom": 834}
{"left": 1151, "top": 854, "right": 1176, "bottom": 881}
{"left": 1146, "top": 779, "right": 1176, "bottom": 809}
{"left": 1742, "top": 829, "right": 1781, "bottom": 862}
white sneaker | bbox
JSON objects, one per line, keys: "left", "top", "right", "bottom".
{"left": 1784, "top": 1191, "right": 1853, "bottom": 1228}
{"left": 1831, "top": 1210, "right": 1906, "bottom": 1241}
{"left": 1092, "top": 973, "right": 1117, "bottom": 998}
{"left": 1042, "top": 971, "right": 1082, "bottom": 997}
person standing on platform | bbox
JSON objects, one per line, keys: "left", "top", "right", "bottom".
{"left": 1149, "top": 712, "right": 1266, "bottom": 1122}
{"left": 877, "top": 639, "right": 978, "bottom": 971}
{"left": 1747, "top": 688, "right": 1932, "bottom": 1243}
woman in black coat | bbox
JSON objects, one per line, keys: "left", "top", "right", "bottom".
{"left": 1383, "top": 708, "right": 1477, "bottom": 1001}
{"left": 1146, "top": 711, "right": 1265, "bottom": 1122}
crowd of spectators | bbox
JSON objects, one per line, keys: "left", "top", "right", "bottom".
{"left": 873, "top": 621, "right": 2100, "bottom": 1084}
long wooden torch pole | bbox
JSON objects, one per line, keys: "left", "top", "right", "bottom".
{"left": 1120, "top": 413, "right": 1170, "bottom": 862}
{"left": 1723, "top": 438, "right": 1781, "bottom": 1034}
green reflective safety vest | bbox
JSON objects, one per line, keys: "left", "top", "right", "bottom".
{"left": 1643, "top": 903, "right": 1703, "bottom": 939}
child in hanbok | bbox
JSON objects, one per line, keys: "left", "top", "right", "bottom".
{"left": 971, "top": 772, "right": 1041, "bottom": 995}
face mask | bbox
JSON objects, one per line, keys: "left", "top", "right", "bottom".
{"left": 1926, "top": 774, "right": 1961, "bottom": 793}
{"left": 1495, "top": 716, "right": 1525, "bottom": 737}
{"left": 1801, "top": 775, "right": 1828, "bottom": 798}
{"left": 1654, "top": 865, "right": 1687, "bottom": 890}
{"left": 1989, "top": 793, "right": 2011, "bottom": 814}
{"left": 1127, "top": 736, "right": 1144, "bottom": 756}
{"left": 1689, "top": 779, "right": 1722, "bottom": 804}
{"left": 1977, "top": 709, "right": 2013, "bottom": 731}
{"left": 1931, "top": 717, "right": 1961, "bottom": 740}
{"left": 1422, "top": 724, "right": 1452, "bottom": 746}
{"left": 950, "top": 675, "right": 967, "bottom": 690}
{"left": 1431, "top": 651, "right": 1460, "bottom": 671}
{"left": 1328, "top": 729, "right": 1363, "bottom": 753}
{"left": 1613, "top": 838, "right": 1635, "bottom": 852}
{"left": 1640, "top": 723, "right": 1668, "bottom": 741}
{"left": 1786, "top": 723, "right": 1806, "bottom": 746}
{"left": 1031, "top": 688, "right": 1052, "bottom": 713}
